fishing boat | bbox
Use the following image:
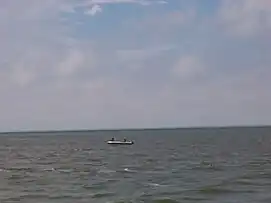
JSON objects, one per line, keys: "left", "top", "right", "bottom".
{"left": 107, "top": 138, "right": 134, "bottom": 145}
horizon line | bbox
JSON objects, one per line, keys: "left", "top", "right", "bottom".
{"left": 0, "top": 124, "right": 270, "bottom": 134}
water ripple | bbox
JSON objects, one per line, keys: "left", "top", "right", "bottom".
{"left": 0, "top": 128, "right": 271, "bottom": 203}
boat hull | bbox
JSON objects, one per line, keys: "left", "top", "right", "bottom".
{"left": 107, "top": 141, "right": 134, "bottom": 145}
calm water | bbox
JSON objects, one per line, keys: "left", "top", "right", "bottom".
{"left": 0, "top": 127, "right": 271, "bottom": 203}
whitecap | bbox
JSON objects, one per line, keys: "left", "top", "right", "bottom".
{"left": 0, "top": 168, "right": 10, "bottom": 172}
{"left": 148, "top": 183, "right": 161, "bottom": 187}
{"left": 44, "top": 168, "right": 56, "bottom": 171}
{"left": 147, "top": 182, "right": 168, "bottom": 187}
{"left": 98, "top": 169, "right": 116, "bottom": 174}
{"left": 58, "top": 169, "right": 73, "bottom": 173}
{"left": 123, "top": 168, "right": 137, "bottom": 173}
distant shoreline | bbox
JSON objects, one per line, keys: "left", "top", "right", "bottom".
{"left": 0, "top": 125, "right": 270, "bottom": 135}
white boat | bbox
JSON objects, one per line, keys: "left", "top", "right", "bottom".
{"left": 107, "top": 140, "right": 134, "bottom": 145}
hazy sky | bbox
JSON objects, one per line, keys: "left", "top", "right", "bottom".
{"left": 0, "top": 0, "right": 270, "bottom": 131}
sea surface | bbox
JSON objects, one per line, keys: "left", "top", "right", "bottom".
{"left": 0, "top": 127, "right": 271, "bottom": 203}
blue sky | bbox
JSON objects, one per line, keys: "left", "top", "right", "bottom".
{"left": 0, "top": 0, "right": 270, "bottom": 131}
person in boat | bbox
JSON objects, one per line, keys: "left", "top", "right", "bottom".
{"left": 123, "top": 137, "right": 127, "bottom": 142}
{"left": 111, "top": 137, "right": 115, "bottom": 141}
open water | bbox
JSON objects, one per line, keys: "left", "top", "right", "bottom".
{"left": 0, "top": 127, "right": 271, "bottom": 203}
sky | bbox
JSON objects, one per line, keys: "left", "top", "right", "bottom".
{"left": 0, "top": 0, "right": 270, "bottom": 132}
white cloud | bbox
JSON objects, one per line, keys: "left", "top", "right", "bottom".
{"left": 160, "top": 65, "right": 271, "bottom": 127}
{"left": 172, "top": 55, "right": 204, "bottom": 80}
{"left": 60, "top": 4, "right": 76, "bottom": 13}
{"left": 10, "top": 66, "right": 36, "bottom": 87}
{"left": 121, "top": 7, "right": 196, "bottom": 46}
{"left": 144, "top": 9, "right": 196, "bottom": 27}
{"left": 116, "top": 45, "right": 174, "bottom": 62}
{"left": 115, "top": 45, "right": 174, "bottom": 72}
{"left": 0, "top": 0, "right": 270, "bottom": 131}
{"left": 219, "top": 0, "right": 271, "bottom": 37}
{"left": 83, "top": 0, "right": 166, "bottom": 6}
{"left": 79, "top": 0, "right": 166, "bottom": 15}
{"left": 0, "top": 0, "right": 178, "bottom": 131}
{"left": 85, "top": 4, "right": 102, "bottom": 16}
{"left": 56, "top": 49, "right": 86, "bottom": 77}
{"left": 0, "top": 1, "right": 97, "bottom": 87}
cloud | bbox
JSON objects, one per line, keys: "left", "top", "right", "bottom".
{"left": 116, "top": 45, "right": 174, "bottom": 63}
{"left": 0, "top": 0, "right": 271, "bottom": 131}
{"left": 82, "top": 0, "right": 166, "bottom": 6}
{"left": 172, "top": 55, "right": 205, "bottom": 80}
{"left": 120, "top": 6, "right": 196, "bottom": 46}
{"left": 114, "top": 45, "right": 175, "bottom": 72}
{"left": 81, "top": 0, "right": 167, "bottom": 15}
{"left": 60, "top": 4, "right": 76, "bottom": 13}
{"left": 85, "top": 4, "right": 102, "bottom": 16}
{"left": 56, "top": 49, "right": 91, "bottom": 77}
{"left": 218, "top": 0, "right": 271, "bottom": 37}
{"left": 142, "top": 9, "right": 196, "bottom": 27}
{"left": 10, "top": 65, "right": 36, "bottom": 87}
{"left": 0, "top": 1, "right": 97, "bottom": 87}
